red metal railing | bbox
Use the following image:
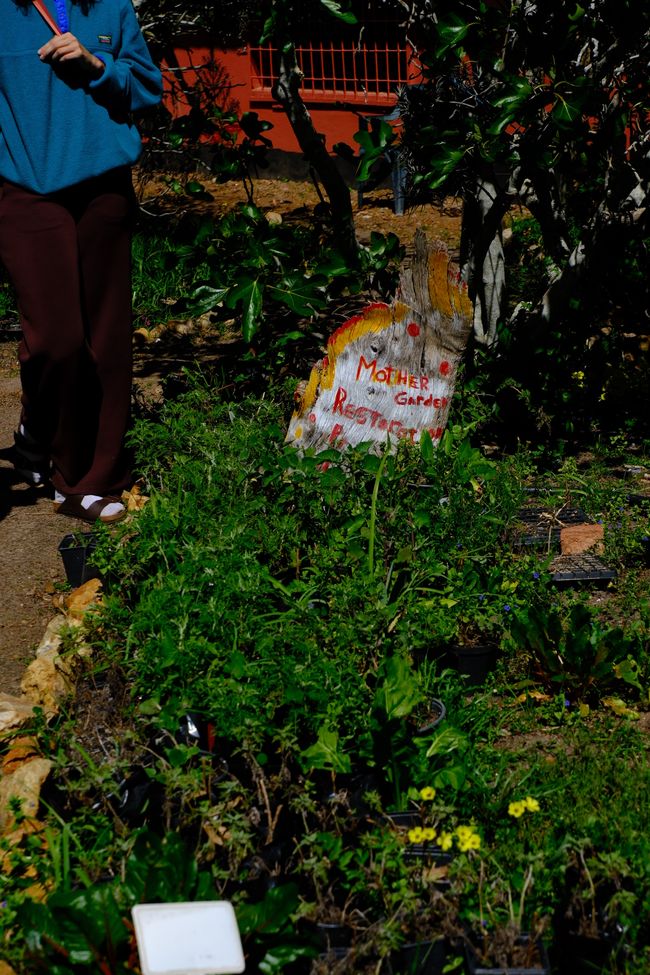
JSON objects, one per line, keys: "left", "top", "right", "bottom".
{"left": 249, "top": 41, "right": 418, "bottom": 105}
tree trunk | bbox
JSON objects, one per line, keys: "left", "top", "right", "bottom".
{"left": 460, "top": 175, "right": 508, "bottom": 348}
{"left": 273, "top": 47, "right": 360, "bottom": 265}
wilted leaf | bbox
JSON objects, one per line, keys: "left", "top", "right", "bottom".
{"left": 603, "top": 697, "right": 640, "bottom": 719}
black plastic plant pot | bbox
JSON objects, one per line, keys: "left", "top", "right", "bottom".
{"left": 387, "top": 938, "right": 447, "bottom": 975}
{"left": 316, "top": 923, "right": 352, "bottom": 951}
{"left": 316, "top": 922, "right": 352, "bottom": 963}
{"left": 552, "top": 933, "right": 614, "bottom": 974}
{"left": 448, "top": 644, "right": 498, "bottom": 687}
{"left": 416, "top": 697, "right": 447, "bottom": 734}
{"left": 387, "top": 810, "right": 422, "bottom": 829}
{"left": 403, "top": 847, "right": 453, "bottom": 878}
{"left": 58, "top": 532, "right": 100, "bottom": 588}
{"left": 464, "top": 936, "right": 551, "bottom": 975}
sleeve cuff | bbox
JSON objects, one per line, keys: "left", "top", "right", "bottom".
{"left": 88, "top": 52, "right": 115, "bottom": 91}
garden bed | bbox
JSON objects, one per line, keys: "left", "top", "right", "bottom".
{"left": 1, "top": 384, "right": 648, "bottom": 975}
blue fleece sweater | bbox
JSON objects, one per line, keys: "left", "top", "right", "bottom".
{"left": 0, "top": 0, "right": 162, "bottom": 194}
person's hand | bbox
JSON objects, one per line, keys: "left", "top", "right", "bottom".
{"left": 38, "top": 32, "right": 105, "bottom": 79}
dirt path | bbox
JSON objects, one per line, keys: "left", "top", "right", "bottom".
{"left": 0, "top": 345, "right": 68, "bottom": 695}
{"left": 0, "top": 179, "right": 461, "bottom": 696}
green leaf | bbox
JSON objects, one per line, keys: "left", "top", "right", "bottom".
{"left": 354, "top": 119, "right": 396, "bottom": 182}
{"left": 492, "top": 77, "right": 533, "bottom": 111}
{"left": 552, "top": 97, "right": 582, "bottom": 124}
{"left": 315, "top": 448, "right": 344, "bottom": 464}
{"left": 259, "top": 14, "right": 275, "bottom": 45}
{"left": 225, "top": 277, "right": 263, "bottom": 343}
{"left": 316, "top": 251, "right": 351, "bottom": 277}
{"left": 319, "top": 0, "right": 357, "bottom": 24}
{"left": 267, "top": 274, "right": 327, "bottom": 315}
{"left": 377, "top": 656, "right": 422, "bottom": 720}
{"left": 425, "top": 726, "right": 470, "bottom": 759}
{"left": 240, "top": 111, "right": 274, "bottom": 139}
{"left": 184, "top": 179, "right": 212, "bottom": 199}
{"left": 237, "top": 883, "right": 300, "bottom": 936}
{"left": 273, "top": 330, "right": 305, "bottom": 347}
{"left": 614, "top": 656, "right": 643, "bottom": 691}
{"left": 165, "top": 744, "right": 199, "bottom": 768}
{"left": 166, "top": 176, "right": 183, "bottom": 193}
{"left": 301, "top": 725, "right": 352, "bottom": 773}
{"left": 426, "top": 147, "right": 466, "bottom": 190}
{"left": 435, "top": 16, "right": 472, "bottom": 57}
{"left": 359, "top": 119, "right": 395, "bottom": 152}
{"left": 227, "top": 650, "right": 246, "bottom": 679}
{"left": 260, "top": 944, "right": 318, "bottom": 974}
{"left": 137, "top": 697, "right": 161, "bottom": 716}
{"left": 395, "top": 545, "right": 414, "bottom": 564}
{"left": 191, "top": 284, "right": 230, "bottom": 315}
{"left": 240, "top": 203, "right": 263, "bottom": 222}
{"left": 434, "top": 763, "right": 467, "bottom": 790}
{"left": 420, "top": 429, "right": 436, "bottom": 464}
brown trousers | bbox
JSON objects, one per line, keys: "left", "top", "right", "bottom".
{"left": 0, "top": 168, "right": 135, "bottom": 496}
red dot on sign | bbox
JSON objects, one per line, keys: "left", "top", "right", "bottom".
{"left": 439, "top": 360, "right": 450, "bottom": 376}
{"left": 407, "top": 322, "right": 420, "bottom": 337}
{"left": 309, "top": 413, "right": 316, "bottom": 423}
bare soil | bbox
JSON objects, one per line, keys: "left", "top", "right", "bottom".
{"left": 0, "top": 177, "right": 462, "bottom": 695}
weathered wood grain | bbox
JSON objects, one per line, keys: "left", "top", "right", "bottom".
{"left": 287, "top": 232, "right": 473, "bottom": 453}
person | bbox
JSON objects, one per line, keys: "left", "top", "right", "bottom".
{"left": 0, "top": 0, "right": 162, "bottom": 523}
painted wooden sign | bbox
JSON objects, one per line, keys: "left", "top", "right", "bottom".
{"left": 287, "top": 233, "right": 473, "bottom": 453}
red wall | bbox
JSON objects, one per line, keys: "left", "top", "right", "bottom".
{"left": 163, "top": 40, "right": 417, "bottom": 153}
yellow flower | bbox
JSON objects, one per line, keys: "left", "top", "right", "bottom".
{"left": 422, "top": 827, "right": 437, "bottom": 842}
{"left": 508, "top": 801, "right": 526, "bottom": 818}
{"left": 523, "top": 796, "right": 540, "bottom": 812}
{"left": 408, "top": 827, "right": 424, "bottom": 844}
{"left": 457, "top": 830, "right": 481, "bottom": 853}
{"left": 419, "top": 786, "right": 436, "bottom": 801}
{"left": 438, "top": 831, "right": 454, "bottom": 851}
{"left": 455, "top": 824, "right": 481, "bottom": 851}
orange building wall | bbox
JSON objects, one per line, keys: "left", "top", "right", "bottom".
{"left": 163, "top": 39, "right": 417, "bottom": 153}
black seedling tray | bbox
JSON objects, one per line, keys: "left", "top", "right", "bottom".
{"left": 549, "top": 553, "right": 616, "bottom": 586}
{"left": 513, "top": 507, "right": 589, "bottom": 551}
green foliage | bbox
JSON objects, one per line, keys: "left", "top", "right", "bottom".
{"left": 4, "top": 381, "right": 650, "bottom": 972}
{"left": 260, "top": 0, "right": 357, "bottom": 43}
{"left": 399, "top": 0, "right": 649, "bottom": 441}
{"left": 15, "top": 832, "right": 213, "bottom": 974}
{"left": 508, "top": 603, "right": 643, "bottom": 703}
{"left": 354, "top": 118, "right": 397, "bottom": 184}
{"left": 406, "top": 1, "right": 648, "bottom": 205}
{"left": 131, "top": 222, "right": 208, "bottom": 328}
{"left": 164, "top": 203, "right": 401, "bottom": 347}
{"left": 237, "top": 884, "right": 317, "bottom": 974}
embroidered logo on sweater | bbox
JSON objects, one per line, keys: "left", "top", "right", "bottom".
{"left": 98, "top": 34, "right": 112, "bottom": 44}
